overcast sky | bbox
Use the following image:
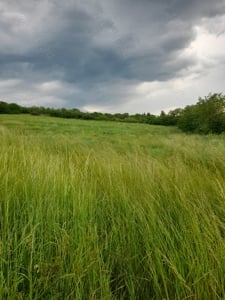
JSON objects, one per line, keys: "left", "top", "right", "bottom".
{"left": 0, "top": 0, "right": 225, "bottom": 114}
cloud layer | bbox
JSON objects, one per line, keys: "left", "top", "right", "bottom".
{"left": 0, "top": 0, "right": 225, "bottom": 113}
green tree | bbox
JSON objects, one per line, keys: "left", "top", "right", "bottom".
{"left": 0, "top": 101, "right": 9, "bottom": 113}
{"left": 196, "top": 93, "right": 225, "bottom": 133}
{"left": 178, "top": 93, "right": 225, "bottom": 134}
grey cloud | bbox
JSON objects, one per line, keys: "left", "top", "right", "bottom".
{"left": 167, "top": 0, "right": 225, "bottom": 19}
{"left": 0, "top": 0, "right": 225, "bottom": 111}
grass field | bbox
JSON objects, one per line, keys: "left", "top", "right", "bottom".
{"left": 1, "top": 114, "right": 225, "bottom": 299}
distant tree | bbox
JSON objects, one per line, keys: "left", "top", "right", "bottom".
{"left": 178, "top": 93, "right": 225, "bottom": 134}
{"left": 145, "top": 113, "right": 158, "bottom": 124}
{"left": 8, "top": 103, "right": 22, "bottom": 114}
{"left": 167, "top": 108, "right": 183, "bottom": 125}
{"left": 157, "top": 110, "right": 173, "bottom": 126}
{"left": 0, "top": 101, "right": 9, "bottom": 113}
{"left": 178, "top": 105, "right": 199, "bottom": 132}
{"left": 196, "top": 93, "right": 225, "bottom": 133}
{"left": 29, "top": 106, "right": 42, "bottom": 115}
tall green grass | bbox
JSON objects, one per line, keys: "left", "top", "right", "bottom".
{"left": 1, "top": 115, "right": 225, "bottom": 299}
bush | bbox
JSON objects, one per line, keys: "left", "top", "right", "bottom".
{"left": 178, "top": 93, "right": 225, "bottom": 134}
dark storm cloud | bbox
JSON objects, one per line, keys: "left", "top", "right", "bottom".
{"left": 167, "top": 0, "right": 225, "bottom": 19}
{"left": 0, "top": 0, "right": 225, "bottom": 109}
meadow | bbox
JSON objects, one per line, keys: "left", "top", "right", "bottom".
{"left": 0, "top": 114, "right": 225, "bottom": 299}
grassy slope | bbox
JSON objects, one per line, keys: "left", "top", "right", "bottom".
{"left": 0, "top": 115, "right": 225, "bottom": 299}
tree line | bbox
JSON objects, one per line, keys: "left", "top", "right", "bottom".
{"left": 0, "top": 93, "right": 225, "bottom": 134}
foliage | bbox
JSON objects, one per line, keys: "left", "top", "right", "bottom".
{"left": 1, "top": 93, "right": 225, "bottom": 134}
{"left": 178, "top": 93, "right": 225, "bottom": 134}
{"left": 0, "top": 101, "right": 176, "bottom": 125}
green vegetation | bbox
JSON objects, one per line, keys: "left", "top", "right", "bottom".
{"left": 1, "top": 115, "right": 225, "bottom": 299}
{"left": 178, "top": 93, "right": 225, "bottom": 134}
{"left": 1, "top": 93, "right": 225, "bottom": 134}
{"left": 0, "top": 100, "right": 160, "bottom": 124}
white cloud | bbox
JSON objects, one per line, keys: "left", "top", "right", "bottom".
{"left": 0, "top": 78, "right": 80, "bottom": 108}
{"left": 0, "top": 78, "right": 22, "bottom": 88}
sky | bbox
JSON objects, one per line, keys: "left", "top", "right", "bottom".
{"left": 0, "top": 0, "right": 225, "bottom": 114}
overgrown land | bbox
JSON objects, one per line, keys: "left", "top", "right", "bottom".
{"left": 1, "top": 114, "right": 225, "bottom": 299}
